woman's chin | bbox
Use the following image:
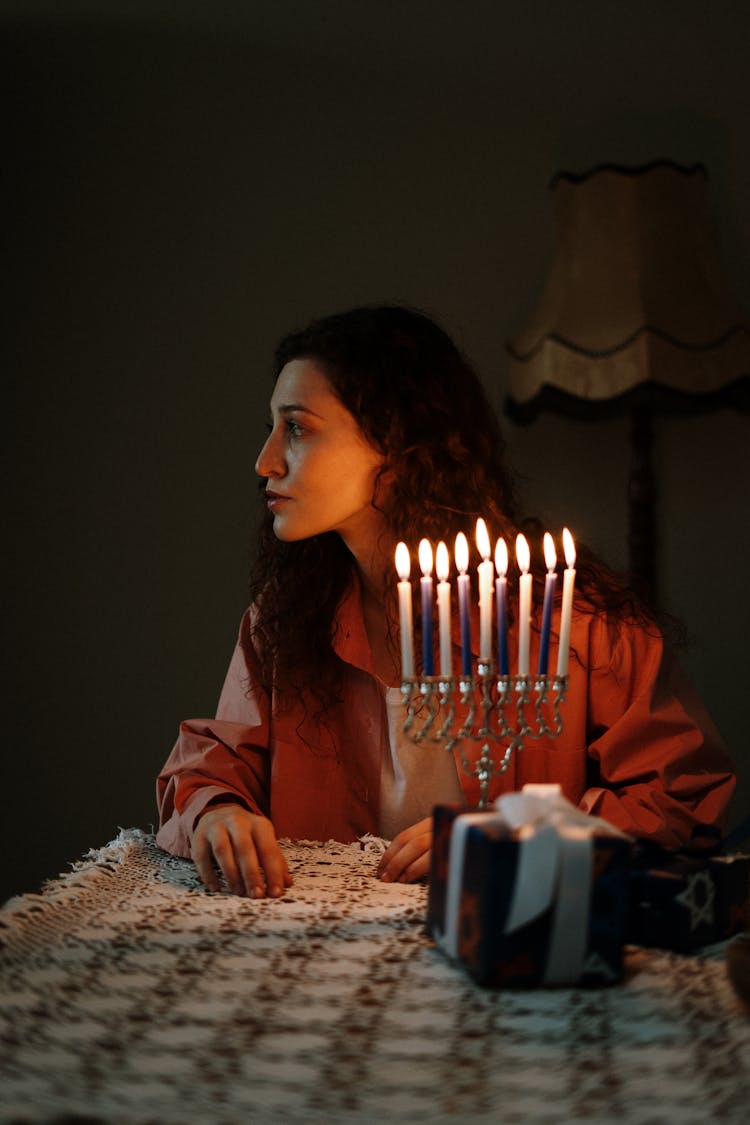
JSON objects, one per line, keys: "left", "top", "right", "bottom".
{"left": 271, "top": 518, "right": 308, "bottom": 543}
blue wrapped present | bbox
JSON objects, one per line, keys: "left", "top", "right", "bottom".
{"left": 427, "top": 784, "right": 631, "bottom": 987}
{"left": 627, "top": 830, "right": 750, "bottom": 952}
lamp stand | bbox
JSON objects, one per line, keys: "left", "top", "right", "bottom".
{"left": 628, "top": 405, "right": 657, "bottom": 606}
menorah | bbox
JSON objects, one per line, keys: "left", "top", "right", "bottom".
{"left": 396, "top": 522, "right": 575, "bottom": 808}
{"left": 400, "top": 665, "right": 568, "bottom": 809}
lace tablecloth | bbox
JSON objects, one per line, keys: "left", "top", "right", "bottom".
{"left": 1, "top": 829, "right": 748, "bottom": 1125}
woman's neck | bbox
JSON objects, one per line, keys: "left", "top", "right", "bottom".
{"left": 354, "top": 549, "right": 400, "bottom": 687}
{"left": 339, "top": 520, "right": 400, "bottom": 685}
{"left": 360, "top": 582, "right": 400, "bottom": 687}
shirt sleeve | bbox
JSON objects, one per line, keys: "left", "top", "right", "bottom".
{"left": 155, "top": 610, "right": 272, "bottom": 858}
{"left": 579, "top": 615, "right": 736, "bottom": 847}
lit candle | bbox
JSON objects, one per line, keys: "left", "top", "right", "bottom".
{"left": 495, "top": 538, "right": 510, "bottom": 676}
{"left": 419, "top": 538, "right": 435, "bottom": 677}
{"left": 537, "top": 532, "right": 558, "bottom": 675}
{"left": 476, "top": 518, "right": 494, "bottom": 662}
{"left": 516, "top": 533, "right": 532, "bottom": 677}
{"left": 435, "top": 541, "right": 453, "bottom": 677}
{"left": 454, "top": 532, "right": 473, "bottom": 677}
{"left": 395, "top": 542, "right": 414, "bottom": 679}
{"left": 556, "top": 528, "right": 577, "bottom": 678}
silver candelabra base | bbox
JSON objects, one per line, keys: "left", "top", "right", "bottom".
{"left": 401, "top": 661, "right": 568, "bottom": 808}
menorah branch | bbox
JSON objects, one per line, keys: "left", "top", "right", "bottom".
{"left": 401, "top": 664, "right": 568, "bottom": 808}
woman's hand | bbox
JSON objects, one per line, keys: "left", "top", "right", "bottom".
{"left": 376, "top": 817, "right": 432, "bottom": 884}
{"left": 192, "top": 803, "right": 293, "bottom": 898}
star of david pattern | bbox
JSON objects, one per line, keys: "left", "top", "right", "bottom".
{"left": 675, "top": 869, "right": 716, "bottom": 931}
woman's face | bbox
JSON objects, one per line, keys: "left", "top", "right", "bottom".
{"left": 255, "top": 359, "right": 386, "bottom": 551}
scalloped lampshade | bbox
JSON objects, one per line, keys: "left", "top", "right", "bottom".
{"left": 507, "top": 161, "right": 750, "bottom": 406}
{"left": 505, "top": 161, "right": 750, "bottom": 602}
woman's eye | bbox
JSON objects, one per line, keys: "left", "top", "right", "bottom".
{"left": 266, "top": 419, "right": 304, "bottom": 436}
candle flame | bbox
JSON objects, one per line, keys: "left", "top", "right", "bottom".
{"left": 562, "top": 527, "right": 576, "bottom": 569}
{"left": 436, "top": 541, "right": 450, "bottom": 583}
{"left": 418, "top": 538, "right": 434, "bottom": 577}
{"left": 516, "top": 533, "right": 530, "bottom": 574}
{"left": 475, "top": 517, "right": 491, "bottom": 561}
{"left": 395, "top": 542, "right": 411, "bottom": 582}
{"left": 495, "top": 537, "right": 508, "bottom": 577}
{"left": 455, "top": 531, "right": 469, "bottom": 574}
{"left": 544, "top": 532, "right": 557, "bottom": 572}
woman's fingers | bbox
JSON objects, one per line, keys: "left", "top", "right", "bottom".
{"left": 212, "top": 825, "right": 249, "bottom": 896}
{"left": 192, "top": 825, "right": 222, "bottom": 893}
{"left": 246, "top": 816, "right": 292, "bottom": 898}
{"left": 192, "top": 806, "right": 292, "bottom": 898}
{"left": 194, "top": 813, "right": 248, "bottom": 895}
{"left": 377, "top": 817, "right": 433, "bottom": 884}
{"left": 229, "top": 829, "right": 267, "bottom": 898}
{"left": 398, "top": 847, "right": 431, "bottom": 884}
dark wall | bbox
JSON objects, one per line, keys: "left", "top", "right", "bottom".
{"left": 3, "top": 2, "right": 749, "bottom": 901}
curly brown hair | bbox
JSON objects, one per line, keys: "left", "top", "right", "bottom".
{"left": 248, "top": 305, "right": 655, "bottom": 707}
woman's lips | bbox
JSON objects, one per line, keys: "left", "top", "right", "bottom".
{"left": 266, "top": 491, "right": 290, "bottom": 510}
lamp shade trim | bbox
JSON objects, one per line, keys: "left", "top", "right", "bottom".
{"left": 506, "top": 161, "right": 749, "bottom": 405}
{"left": 507, "top": 322, "right": 750, "bottom": 364}
{"left": 549, "top": 159, "right": 707, "bottom": 189}
{"left": 506, "top": 324, "right": 750, "bottom": 403}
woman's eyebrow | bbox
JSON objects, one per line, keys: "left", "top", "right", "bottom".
{"left": 275, "top": 402, "right": 325, "bottom": 420}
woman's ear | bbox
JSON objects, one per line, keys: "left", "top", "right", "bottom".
{"left": 373, "top": 463, "right": 397, "bottom": 504}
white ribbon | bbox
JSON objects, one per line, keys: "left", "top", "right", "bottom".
{"left": 438, "top": 784, "right": 628, "bottom": 983}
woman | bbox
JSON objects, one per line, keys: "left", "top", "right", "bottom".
{"left": 156, "top": 306, "right": 735, "bottom": 897}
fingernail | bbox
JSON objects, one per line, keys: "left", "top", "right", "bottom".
{"left": 253, "top": 885, "right": 266, "bottom": 899}
{"left": 380, "top": 871, "right": 392, "bottom": 883}
{"left": 270, "top": 885, "right": 283, "bottom": 898}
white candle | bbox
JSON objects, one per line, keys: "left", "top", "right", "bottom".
{"left": 537, "top": 532, "right": 558, "bottom": 676}
{"left": 556, "top": 528, "right": 577, "bottom": 678}
{"left": 455, "top": 532, "right": 473, "bottom": 677}
{"left": 475, "top": 518, "right": 494, "bottom": 662}
{"left": 495, "top": 537, "right": 509, "bottom": 675}
{"left": 435, "top": 541, "right": 453, "bottom": 677}
{"left": 516, "top": 533, "right": 532, "bottom": 677}
{"left": 418, "top": 538, "right": 435, "bottom": 677}
{"left": 395, "top": 542, "right": 414, "bottom": 678}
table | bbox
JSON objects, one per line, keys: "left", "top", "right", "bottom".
{"left": 1, "top": 829, "right": 748, "bottom": 1124}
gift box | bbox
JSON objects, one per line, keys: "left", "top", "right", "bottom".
{"left": 626, "top": 840, "right": 750, "bottom": 952}
{"left": 427, "top": 785, "right": 631, "bottom": 988}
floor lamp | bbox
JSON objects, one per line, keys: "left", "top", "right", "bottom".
{"left": 505, "top": 160, "right": 750, "bottom": 605}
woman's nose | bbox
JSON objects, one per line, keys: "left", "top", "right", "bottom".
{"left": 255, "top": 428, "right": 285, "bottom": 479}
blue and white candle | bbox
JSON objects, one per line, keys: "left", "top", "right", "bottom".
{"left": 435, "top": 541, "right": 453, "bottom": 678}
{"left": 494, "top": 537, "right": 510, "bottom": 676}
{"left": 476, "top": 518, "right": 494, "bottom": 662}
{"left": 537, "top": 532, "right": 558, "bottom": 676}
{"left": 418, "top": 538, "right": 435, "bottom": 676}
{"left": 454, "top": 532, "right": 473, "bottom": 677}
